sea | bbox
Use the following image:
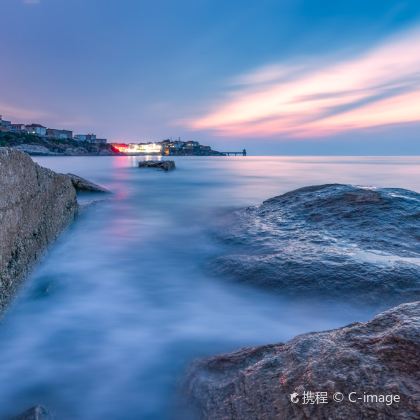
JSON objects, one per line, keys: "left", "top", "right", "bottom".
{"left": 0, "top": 156, "right": 419, "bottom": 419}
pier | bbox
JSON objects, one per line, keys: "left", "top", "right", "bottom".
{"left": 223, "top": 149, "right": 247, "bottom": 156}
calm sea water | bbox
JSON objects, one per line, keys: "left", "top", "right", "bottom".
{"left": 0, "top": 156, "right": 419, "bottom": 419}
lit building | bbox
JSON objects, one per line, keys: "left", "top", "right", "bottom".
{"left": 185, "top": 141, "right": 199, "bottom": 147}
{"left": 26, "top": 124, "right": 47, "bottom": 137}
{"left": 112, "top": 142, "right": 162, "bottom": 154}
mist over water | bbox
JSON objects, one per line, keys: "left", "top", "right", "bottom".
{"left": 0, "top": 156, "right": 419, "bottom": 419}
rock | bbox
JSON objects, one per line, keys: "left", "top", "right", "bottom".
{"left": 66, "top": 173, "right": 110, "bottom": 193}
{"left": 12, "top": 144, "right": 58, "bottom": 156}
{"left": 12, "top": 405, "right": 51, "bottom": 420}
{"left": 0, "top": 148, "right": 78, "bottom": 314}
{"left": 211, "top": 184, "right": 420, "bottom": 306}
{"left": 63, "top": 147, "right": 88, "bottom": 156}
{"left": 184, "top": 301, "right": 420, "bottom": 420}
{"left": 138, "top": 160, "right": 176, "bottom": 171}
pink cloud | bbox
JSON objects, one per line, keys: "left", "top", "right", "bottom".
{"left": 184, "top": 26, "right": 420, "bottom": 138}
{"left": 0, "top": 103, "right": 50, "bottom": 122}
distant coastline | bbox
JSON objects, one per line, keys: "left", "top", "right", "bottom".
{"left": 0, "top": 115, "right": 244, "bottom": 157}
{"left": 0, "top": 131, "right": 234, "bottom": 157}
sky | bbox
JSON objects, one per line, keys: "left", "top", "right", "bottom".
{"left": 1, "top": 0, "right": 420, "bottom": 155}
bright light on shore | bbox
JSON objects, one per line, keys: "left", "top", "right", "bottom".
{"left": 112, "top": 143, "right": 163, "bottom": 154}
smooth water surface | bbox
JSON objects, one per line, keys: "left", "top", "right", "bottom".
{"left": 1, "top": 156, "right": 419, "bottom": 419}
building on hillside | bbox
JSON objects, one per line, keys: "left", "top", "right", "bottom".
{"left": 74, "top": 134, "right": 107, "bottom": 144}
{"left": 111, "top": 142, "right": 161, "bottom": 154}
{"left": 74, "top": 133, "right": 96, "bottom": 142}
{"left": 168, "top": 141, "right": 184, "bottom": 154}
{"left": 0, "top": 115, "right": 12, "bottom": 132}
{"left": 185, "top": 141, "right": 199, "bottom": 148}
{"left": 46, "top": 128, "right": 73, "bottom": 140}
{"left": 26, "top": 124, "right": 47, "bottom": 137}
{"left": 10, "top": 124, "right": 27, "bottom": 133}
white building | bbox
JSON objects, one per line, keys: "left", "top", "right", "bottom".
{"left": 130, "top": 143, "right": 162, "bottom": 154}
{"left": 0, "top": 115, "right": 12, "bottom": 132}
{"left": 26, "top": 124, "right": 47, "bottom": 137}
{"left": 112, "top": 142, "right": 162, "bottom": 154}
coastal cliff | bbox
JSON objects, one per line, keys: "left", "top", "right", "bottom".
{"left": 184, "top": 301, "right": 420, "bottom": 419}
{"left": 0, "top": 149, "right": 93, "bottom": 314}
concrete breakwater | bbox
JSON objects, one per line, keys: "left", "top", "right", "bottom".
{"left": 0, "top": 148, "right": 107, "bottom": 315}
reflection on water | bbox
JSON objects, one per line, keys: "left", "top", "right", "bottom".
{"left": 0, "top": 156, "right": 419, "bottom": 419}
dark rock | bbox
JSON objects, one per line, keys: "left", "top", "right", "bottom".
{"left": 138, "top": 160, "right": 176, "bottom": 171}
{"left": 66, "top": 173, "right": 110, "bottom": 193}
{"left": 0, "top": 148, "right": 78, "bottom": 314}
{"left": 211, "top": 184, "right": 420, "bottom": 305}
{"left": 12, "top": 405, "right": 51, "bottom": 420}
{"left": 184, "top": 301, "right": 420, "bottom": 420}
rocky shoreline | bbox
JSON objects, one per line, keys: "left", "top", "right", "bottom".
{"left": 0, "top": 148, "right": 107, "bottom": 315}
{"left": 184, "top": 184, "right": 420, "bottom": 418}
{"left": 11, "top": 143, "right": 117, "bottom": 157}
{"left": 184, "top": 301, "right": 420, "bottom": 419}
{"left": 0, "top": 150, "right": 419, "bottom": 419}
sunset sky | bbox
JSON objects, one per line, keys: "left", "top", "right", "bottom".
{"left": 1, "top": 0, "right": 420, "bottom": 154}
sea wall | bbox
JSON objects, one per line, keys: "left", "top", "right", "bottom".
{"left": 0, "top": 148, "right": 78, "bottom": 314}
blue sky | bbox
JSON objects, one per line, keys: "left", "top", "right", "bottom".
{"left": 1, "top": 0, "right": 420, "bottom": 154}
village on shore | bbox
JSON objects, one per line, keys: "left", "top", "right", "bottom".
{"left": 0, "top": 115, "right": 245, "bottom": 156}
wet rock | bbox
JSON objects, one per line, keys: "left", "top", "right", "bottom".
{"left": 12, "top": 405, "right": 51, "bottom": 420}
{"left": 211, "top": 184, "right": 420, "bottom": 305}
{"left": 67, "top": 173, "right": 110, "bottom": 193}
{"left": 0, "top": 148, "right": 78, "bottom": 314}
{"left": 138, "top": 160, "right": 176, "bottom": 171}
{"left": 184, "top": 301, "right": 420, "bottom": 420}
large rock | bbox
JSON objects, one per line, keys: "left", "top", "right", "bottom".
{"left": 211, "top": 184, "right": 420, "bottom": 306}
{"left": 67, "top": 173, "right": 110, "bottom": 193}
{"left": 138, "top": 160, "right": 175, "bottom": 171}
{"left": 184, "top": 301, "right": 420, "bottom": 420}
{"left": 0, "top": 148, "right": 78, "bottom": 314}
